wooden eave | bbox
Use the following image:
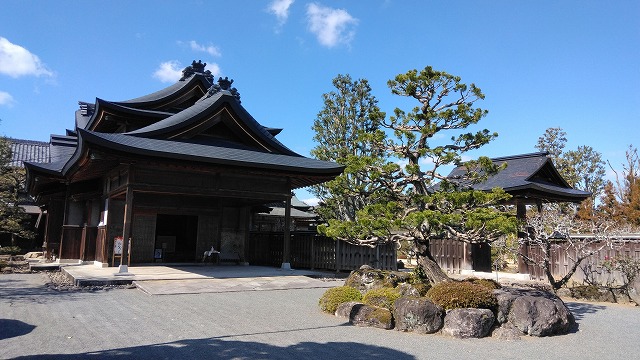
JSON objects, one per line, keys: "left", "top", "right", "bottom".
{"left": 87, "top": 99, "right": 174, "bottom": 133}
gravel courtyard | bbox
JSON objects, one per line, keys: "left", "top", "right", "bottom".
{"left": 1, "top": 272, "right": 639, "bottom": 360}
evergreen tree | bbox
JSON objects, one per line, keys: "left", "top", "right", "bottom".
{"left": 315, "top": 67, "right": 516, "bottom": 284}
{"left": 309, "top": 74, "right": 389, "bottom": 222}
{"left": 0, "top": 137, "right": 34, "bottom": 246}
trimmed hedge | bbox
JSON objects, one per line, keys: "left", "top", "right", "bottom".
{"left": 319, "top": 286, "right": 363, "bottom": 314}
{"left": 426, "top": 281, "right": 497, "bottom": 311}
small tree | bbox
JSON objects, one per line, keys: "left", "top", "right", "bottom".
{"left": 0, "top": 137, "right": 35, "bottom": 246}
{"left": 519, "top": 204, "right": 619, "bottom": 291}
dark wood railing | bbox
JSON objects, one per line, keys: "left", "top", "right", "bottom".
{"left": 247, "top": 231, "right": 397, "bottom": 271}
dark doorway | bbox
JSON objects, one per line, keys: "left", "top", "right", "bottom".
{"left": 471, "top": 243, "right": 492, "bottom": 272}
{"left": 155, "top": 214, "right": 198, "bottom": 262}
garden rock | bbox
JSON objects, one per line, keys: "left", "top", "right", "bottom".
{"left": 495, "top": 287, "right": 575, "bottom": 336}
{"left": 442, "top": 308, "right": 494, "bottom": 338}
{"left": 393, "top": 297, "right": 443, "bottom": 334}
{"left": 347, "top": 304, "right": 394, "bottom": 330}
{"left": 345, "top": 268, "right": 411, "bottom": 293}
{"left": 395, "top": 283, "right": 421, "bottom": 297}
{"left": 335, "top": 301, "right": 362, "bottom": 318}
{"left": 491, "top": 322, "right": 522, "bottom": 341}
{"left": 628, "top": 276, "right": 640, "bottom": 305}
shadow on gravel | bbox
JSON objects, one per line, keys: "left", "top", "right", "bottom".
{"left": 566, "top": 301, "right": 608, "bottom": 322}
{"left": 0, "top": 319, "right": 36, "bottom": 340}
{"left": 0, "top": 276, "right": 127, "bottom": 305}
{"left": 13, "top": 338, "right": 416, "bottom": 360}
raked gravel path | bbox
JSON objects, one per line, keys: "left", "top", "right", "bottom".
{"left": 1, "top": 272, "right": 639, "bottom": 360}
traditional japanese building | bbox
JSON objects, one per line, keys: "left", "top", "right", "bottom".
{"left": 432, "top": 152, "right": 591, "bottom": 273}
{"left": 24, "top": 61, "right": 343, "bottom": 270}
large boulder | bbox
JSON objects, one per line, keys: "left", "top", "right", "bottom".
{"left": 346, "top": 303, "right": 394, "bottom": 330}
{"left": 442, "top": 308, "right": 495, "bottom": 338}
{"left": 495, "top": 287, "right": 575, "bottom": 337}
{"left": 345, "top": 266, "right": 411, "bottom": 293}
{"left": 393, "top": 297, "right": 443, "bottom": 334}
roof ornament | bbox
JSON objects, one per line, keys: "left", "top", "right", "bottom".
{"left": 179, "top": 60, "right": 214, "bottom": 83}
{"left": 78, "top": 101, "right": 95, "bottom": 116}
{"left": 206, "top": 76, "right": 241, "bottom": 103}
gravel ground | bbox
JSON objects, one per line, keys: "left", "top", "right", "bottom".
{"left": 1, "top": 272, "right": 639, "bottom": 360}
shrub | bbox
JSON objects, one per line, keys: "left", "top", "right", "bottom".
{"left": 426, "top": 281, "right": 497, "bottom": 311}
{"left": 0, "top": 260, "right": 7, "bottom": 269}
{"left": 362, "top": 287, "right": 402, "bottom": 311}
{"left": 570, "top": 285, "right": 602, "bottom": 300}
{"left": 319, "top": 286, "right": 362, "bottom": 314}
{"left": 463, "top": 277, "right": 502, "bottom": 290}
{"left": 0, "top": 246, "right": 22, "bottom": 255}
{"left": 409, "top": 265, "right": 428, "bottom": 284}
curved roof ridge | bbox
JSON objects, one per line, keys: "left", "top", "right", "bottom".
{"left": 490, "top": 152, "right": 549, "bottom": 162}
{"left": 113, "top": 73, "right": 211, "bottom": 106}
{"left": 125, "top": 90, "right": 300, "bottom": 157}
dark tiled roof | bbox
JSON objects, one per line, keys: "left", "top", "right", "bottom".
{"left": 78, "top": 129, "right": 343, "bottom": 175}
{"left": 126, "top": 89, "right": 299, "bottom": 156}
{"left": 445, "top": 152, "right": 591, "bottom": 202}
{"left": 6, "top": 138, "right": 50, "bottom": 167}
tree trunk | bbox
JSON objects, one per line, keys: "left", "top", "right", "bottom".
{"left": 415, "top": 243, "right": 450, "bottom": 284}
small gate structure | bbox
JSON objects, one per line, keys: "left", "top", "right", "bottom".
{"left": 247, "top": 231, "right": 397, "bottom": 271}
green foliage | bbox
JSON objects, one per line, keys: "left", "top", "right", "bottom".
{"left": 0, "top": 260, "right": 7, "bottom": 269}
{"left": 426, "top": 281, "right": 498, "bottom": 311}
{"left": 313, "top": 67, "right": 518, "bottom": 284}
{"left": 319, "top": 286, "right": 363, "bottom": 314}
{"left": 362, "top": 287, "right": 402, "bottom": 311}
{"left": 0, "top": 138, "right": 35, "bottom": 242}
{"left": 0, "top": 246, "right": 22, "bottom": 255}
{"left": 309, "top": 74, "right": 389, "bottom": 222}
{"left": 462, "top": 277, "right": 502, "bottom": 290}
{"left": 410, "top": 265, "right": 428, "bottom": 284}
{"left": 535, "top": 127, "right": 606, "bottom": 218}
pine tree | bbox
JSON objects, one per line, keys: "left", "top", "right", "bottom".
{"left": 315, "top": 67, "right": 516, "bottom": 284}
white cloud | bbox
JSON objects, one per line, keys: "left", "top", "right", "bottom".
{"left": 187, "top": 40, "right": 222, "bottom": 57}
{"left": 206, "top": 63, "right": 222, "bottom": 77}
{"left": 0, "top": 91, "right": 15, "bottom": 107}
{"left": 153, "top": 60, "right": 222, "bottom": 83}
{"left": 306, "top": 3, "right": 358, "bottom": 48}
{"left": 0, "top": 37, "right": 54, "bottom": 78}
{"left": 152, "top": 61, "right": 184, "bottom": 83}
{"left": 268, "top": 0, "right": 295, "bottom": 25}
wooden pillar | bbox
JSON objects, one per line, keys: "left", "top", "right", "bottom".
{"left": 58, "top": 185, "right": 71, "bottom": 260}
{"left": 281, "top": 188, "right": 292, "bottom": 270}
{"left": 516, "top": 199, "right": 529, "bottom": 274}
{"left": 117, "top": 167, "right": 134, "bottom": 274}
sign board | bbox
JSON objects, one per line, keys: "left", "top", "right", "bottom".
{"left": 113, "top": 236, "right": 124, "bottom": 255}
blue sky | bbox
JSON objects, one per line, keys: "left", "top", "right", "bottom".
{"left": 0, "top": 0, "right": 638, "bottom": 204}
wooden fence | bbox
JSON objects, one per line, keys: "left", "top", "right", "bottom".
{"left": 520, "top": 236, "right": 640, "bottom": 286}
{"left": 247, "top": 231, "right": 397, "bottom": 271}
